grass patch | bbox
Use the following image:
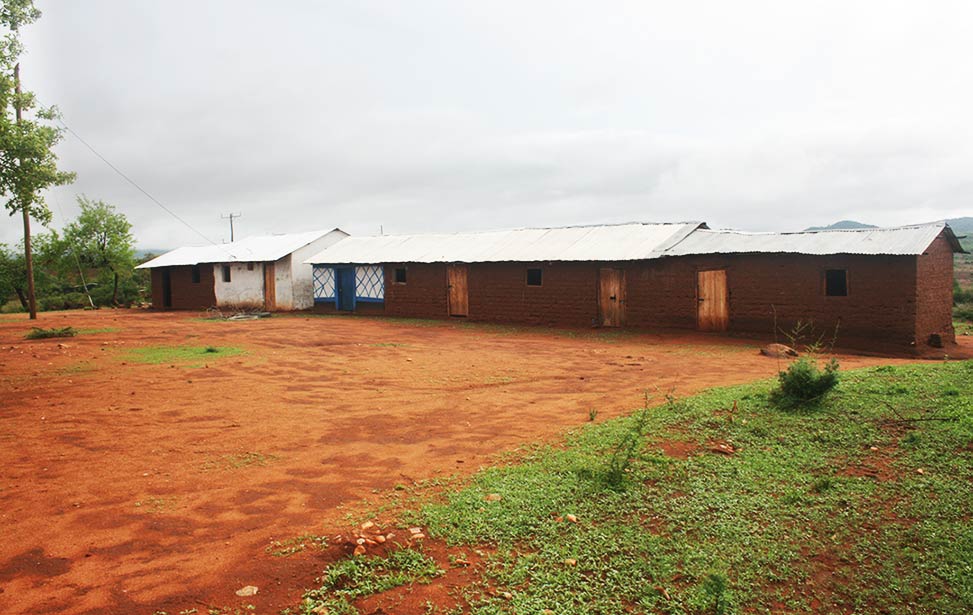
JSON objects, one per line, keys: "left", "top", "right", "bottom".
{"left": 375, "top": 361, "right": 973, "bottom": 614}
{"left": 122, "top": 345, "right": 245, "bottom": 366}
{"left": 25, "top": 326, "right": 77, "bottom": 339}
{"left": 370, "top": 342, "right": 411, "bottom": 348}
{"left": 76, "top": 327, "right": 122, "bottom": 335}
{"left": 299, "top": 548, "right": 444, "bottom": 614}
{"left": 956, "top": 320, "right": 973, "bottom": 336}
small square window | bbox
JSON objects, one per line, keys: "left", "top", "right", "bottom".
{"left": 825, "top": 269, "right": 847, "bottom": 296}
{"left": 247, "top": 262, "right": 254, "bottom": 271}
{"left": 526, "top": 268, "right": 543, "bottom": 286}
{"left": 394, "top": 267, "right": 407, "bottom": 284}
{"left": 222, "top": 265, "right": 232, "bottom": 283}
{"left": 191, "top": 265, "right": 201, "bottom": 283}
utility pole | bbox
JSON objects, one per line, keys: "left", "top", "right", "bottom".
{"left": 15, "top": 63, "right": 37, "bottom": 320}
{"left": 221, "top": 212, "right": 241, "bottom": 242}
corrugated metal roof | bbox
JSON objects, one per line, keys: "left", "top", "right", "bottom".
{"left": 305, "top": 222, "right": 704, "bottom": 264}
{"left": 666, "top": 222, "right": 960, "bottom": 256}
{"left": 137, "top": 229, "right": 348, "bottom": 268}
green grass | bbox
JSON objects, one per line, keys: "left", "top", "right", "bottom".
{"left": 302, "top": 361, "right": 973, "bottom": 615}
{"left": 122, "top": 344, "right": 245, "bottom": 366}
{"left": 956, "top": 320, "right": 973, "bottom": 336}
{"left": 76, "top": 327, "right": 122, "bottom": 335}
{"left": 24, "top": 326, "right": 77, "bottom": 339}
{"left": 298, "top": 548, "right": 444, "bottom": 615}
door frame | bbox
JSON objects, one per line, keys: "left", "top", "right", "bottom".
{"left": 335, "top": 266, "right": 356, "bottom": 311}
{"left": 263, "top": 262, "right": 277, "bottom": 310}
{"left": 598, "top": 267, "right": 626, "bottom": 327}
{"left": 161, "top": 269, "right": 172, "bottom": 308}
{"left": 446, "top": 264, "right": 469, "bottom": 317}
{"left": 696, "top": 268, "right": 729, "bottom": 331}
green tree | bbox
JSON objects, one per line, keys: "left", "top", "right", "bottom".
{"left": 0, "top": 241, "right": 26, "bottom": 309}
{"left": 0, "top": 0, "right": 75, "bottom": 318}
{"left": 63, "top": 196, "right": 136, "bottom": 305}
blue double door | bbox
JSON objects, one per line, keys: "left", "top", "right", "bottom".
{"left": 335, "top": 267, "right": 356, "bottom": 311}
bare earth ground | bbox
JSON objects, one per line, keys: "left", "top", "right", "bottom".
{"left": 0, "top": 310, "right": 952, "bottom": 615}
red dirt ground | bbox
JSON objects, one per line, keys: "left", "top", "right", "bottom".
{"left": 0, "top": 310, "right": 957, "bottom": 615}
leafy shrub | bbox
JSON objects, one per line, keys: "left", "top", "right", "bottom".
{"left": 954, "top": 302, "right": 973, "bottom": 322}
{"left": 25, "top": 326, "right": 77, "bottom": 339}
{"left": 953, "top": 280, "right": 973, "bottom": 305}
{"left": 1, "top": 299, "right": 25, "bottom": 313}
{"left": 774, "top": 356, "right": 840, "bottom": 407}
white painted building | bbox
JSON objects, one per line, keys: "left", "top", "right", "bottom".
{"left": 138, "top": 229, "right": 349, "bottom": 310}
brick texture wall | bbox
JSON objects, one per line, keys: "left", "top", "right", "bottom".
{"left": 150, "top": 266, "right": 216, "bottom": 310}
{"left": 915, "top": 232, "right": 956, "bottom": 346}
{"left": 383, "top": 263, "right": 449, "bottom": 318}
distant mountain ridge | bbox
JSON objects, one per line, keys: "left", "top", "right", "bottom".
{"left": 805, "top": 218, "right": 973, "bottom": 234}
{"left": 804, "top": 220, "right": 878, "bottom": 232}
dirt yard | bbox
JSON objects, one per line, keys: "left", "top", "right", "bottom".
{"left": 0, "top": 310, "right": 948, "bottom": 615}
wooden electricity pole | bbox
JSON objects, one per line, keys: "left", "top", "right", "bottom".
{"left": 15, "top": 63, "right": 37, "bottom": 320}
{"left": 221, "top": 212, "right": 241, "bottom": 242}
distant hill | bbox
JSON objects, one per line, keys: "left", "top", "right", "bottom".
{"left": 945, "top": 217, "right": 973, "bottom": 235}
{"left": 804, "top": 220, "right": 879, "bottom": 231}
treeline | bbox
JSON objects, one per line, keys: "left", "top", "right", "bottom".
{"left": 0, "top": 196, "right": 148, "bottom": 312}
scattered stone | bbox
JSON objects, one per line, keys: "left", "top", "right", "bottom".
{"left": 374, "top": 534, "right": 386, "bottom": 544}
{"left": 235, "top": 585, "right": 258, "bottom": 597}
{"left": 356, "top": 538, "right": 366, "bottom": 545}
{"left": 760, "top": 343, "right": 798, "bottom": 358}
{"left": 563, "top": 558, "right": 577, "bottom": 566}
{"left": 408, "top": 527, "right": 423, "bottom": 535}
{"left": 709, "top": 442, "right": 736, "bottom": 456}
{"left": 916, "top": 468, "right": 925, "bottom": 475}
{"left": 484, "top": 493, "right": 502, "bottom": 502}
{"left": 565, "top": 514, "right": 578, "bottom": 523}
{"left": 361, "top": 521, "right": 375, "bottom": 530}
{"left": 501, "top": 591, "right": 513, "bottom": 600}
{"left": 410, "top": 533, "right": 426, "bottom": 540}
{"left": 869, "top": 446, "right": 879, "bottom": 451}
{"left": 353, "top": 545, "right": 367, "bottom": 556}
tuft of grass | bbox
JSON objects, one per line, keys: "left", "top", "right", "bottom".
{"left": 300, "top": 548, "right": 444, "bottom": 614}
{"left": 76, "top": 327, "right": 122, "bottom": 335}
{"left": 25, "top": 326, "right": 77, "bottom": 339}
{"left": 266, "top": 534, "right": 328, "bottom": 558}
{"left": 122, "top": 345, "right": 245, "bottom": 366}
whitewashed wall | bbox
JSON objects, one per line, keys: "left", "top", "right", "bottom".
{"left": 213, "top": 262, "right": 265, "bottom": 307}
{"left": 288, "top": 230, "right": 348, "bottom": 309}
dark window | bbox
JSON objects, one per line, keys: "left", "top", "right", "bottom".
{"left": 222, "top": 265, "right": 232, "bottom": 283}
{"left": 394, "top": 267, "right": 407, "bottom": 284}
{"left": 247, "top": 262, "right": 254, "bottom": 271}
{"left": 191, "top": 265, "right": 201, "bottom": 283}
{"left": 526, "top": 268, "right": 543, "bottom": 286}
{"left": 825, "top": 269, "right": 847, "bottom": 296}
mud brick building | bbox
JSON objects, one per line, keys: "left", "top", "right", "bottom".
{"left": 305, "top": 221, "right": 964, "bottom": 353}
{"left": 139, "top": 229, "right": 347, "bottom": 311}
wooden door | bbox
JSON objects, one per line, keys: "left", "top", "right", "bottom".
{"left": 697, "top": 269, "right": 728, "bottom": 331}
{"left": 447, "top": 265, "right": 468, "bottom": 317}
{"left": 263, "top": 262, "right": 277, "bottom": 310}
{"left": 598, "top": 268, "right": 625, "bottom": 327}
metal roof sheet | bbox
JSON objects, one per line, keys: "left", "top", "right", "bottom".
{"left": 305, "top": 222, "right": 704, "bottom": 264}
{"left": 666, "top": 222, "right": 959, "bottom": 256}
{"left": 137, "top": 229, "right": 347, "bottom": 268}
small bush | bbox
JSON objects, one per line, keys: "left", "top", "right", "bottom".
{"left": 774, "top": 356, "right": 839, "bottom": 407}
{"left": 953, "top": 280, "right": 973, "bottom": 305}
{"left": 25, "top": 326, "right": 77, "bottom": 339}
{"left": 954, "top": 302, "right": 973, "bottom": 322}
{"left": 1, "top": 299, "right": 25, "bottom": 313}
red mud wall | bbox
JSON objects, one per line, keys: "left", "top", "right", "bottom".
{"left": 383, "top": 263, "right": 449, "bottom": 319}
{"left": 915, "top": 233, "right": 956, "bottom": 346}
{"left": 642, "top": 254, "right": 921, "bottom": 349}
{"left": 328, "top": 255, "right": 934, "bottom": 351}
{"left": 150, "top": 266, "right": 216, "bottom": 311}
{"left": 468, "top": 262, "right": 599, "bottom": 326}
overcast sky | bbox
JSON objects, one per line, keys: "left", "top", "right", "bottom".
{"left": 2, "top": 0, "right": 971, "bottom": 249}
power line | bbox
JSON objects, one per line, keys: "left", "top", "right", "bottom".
{"left": 36, "top": 99, "right": 237, "bottom": 258}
